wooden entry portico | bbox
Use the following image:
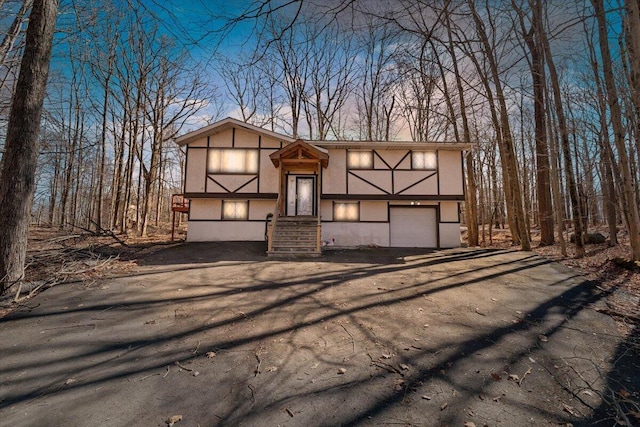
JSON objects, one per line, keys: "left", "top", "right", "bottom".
{"left": 267, "top": 139, "right": 329, "bottom": 256}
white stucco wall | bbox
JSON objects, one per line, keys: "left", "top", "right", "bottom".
{"left": 347, "top": 170, "right": 393, "bottom": 194}
{"left": 185, "top": 148, "right": 207, "bottom": 193}
{"left": 320, "top": 200, "right": 333, "bottom": 221}
{"left": 234, "top": 128, "right": 260, "bottom": 147}
{"left": 189, "top": 137, "right": 208, "bottom": 147}
{"left": 321, "top": 222, "right": 390, "bottom": 247}
{"left": 440, "top": 202, "right": 459, "bottom": 222}
{"left": 322, "top": 149, "right": 346, "bottom": 194}
{"left": 439, "top": 223, "right": 462, "bottom": 248}
{"left": 189, "top": 199, "right": 221, "bottom": 220}
{"left": 248, "top": 200, "right": 276, "bottom": 220}
{"left": 209, "top": 129, "right": 233, "bottom": 147}
{"left": 259, "top": 150, "right": 279, "bottom": 193}
{"left": 438, "top": 151, "right": 463, "bottom": 195}
{"left": 360, "top": 201, "right": 387, "bottom": 221}
{"left": 187, "top": 221, "right": 265, "bottom": 241}
{"left": 394, "top": 171, "right": 438, "bottom": 195}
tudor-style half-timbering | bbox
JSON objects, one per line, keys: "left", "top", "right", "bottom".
{"left": 175, "top": 117, "right": 471, "bottom": 250}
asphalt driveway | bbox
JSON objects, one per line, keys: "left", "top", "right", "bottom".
{"left": 0, "top": 244, "right": 626, "bottom": 426}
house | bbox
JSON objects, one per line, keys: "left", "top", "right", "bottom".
{"left": 175, "top": 117, "right": 471, "bottom": 256}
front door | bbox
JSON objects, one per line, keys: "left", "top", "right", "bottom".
{"left": 296, "top": 177, "right": 314, "bottom": 215}
{"left": 286, "top": 175, "right": 315, "bottom": 216}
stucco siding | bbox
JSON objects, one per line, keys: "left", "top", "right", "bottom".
{"left": 320, "top": 200, "right": 333, "bottom": 221}
{"left": 322, "top": 222, "right": 389, "bottom": 247}
{"left": 323, "top": 149, "right": 346, "bottom": 194}
{"left": 347, "top": 173, "right": 388, "bottom": 195}
{"left": 348, "top": 170, "right": 392, "bottom": 194}
{"left": 439, "top": 151, "right": 463, "bottom": 195}
{"left": 248, "top": 200, "right": 276, "bottom": 220}
{"left": 189, "top": 199, "right": 221, "bottom": 220}
{"left": 375, "top": 150, "right": 410, "bottom": 169}
{"left": 259, "top": 150, "right": 279, "bottom": 193}
{"left": 261, "top": 136, "right": 282, "bottom": 149}
{"left": 439, "top": 223, "right": 462, "bottom": 248}
{"left": 234, "top": 128, "right": 260, "bottom": 147}
{"left": 185, "top": 148, "right": 207, "bottom": 193}
{"left": 360, "top": 201, "right": 387, "bottom": 221}
{"left": 189, "top": 137, "right": 208, "bottom": 148}
{"left": 187, "top": 221, "right": 264, "bottom": 241}
{"left": 440, "top": 201, "right": 459, "bottom": 222}
{"left": 207, "top": 175, "right": 258, "bottom": 193}
{"left": 208, "top": 128, "right": 234, "bottom": 147}
{"left": 394, "top": 171, "right": 438, "bottom": 195}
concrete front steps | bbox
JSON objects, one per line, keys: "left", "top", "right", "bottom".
{"left": 267, "top": 216, "right": 321, "bottom": 257}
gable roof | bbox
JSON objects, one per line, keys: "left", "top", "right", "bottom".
{"left": 175, "top": 117, "right": 474, "bottom": 151}
{"left": 310, "top": 141, "right": 473, "bottom": 150}
{"left": 174, "top": 117, "right": 295, "bottom": 146}
{"left": 269, "top": 139, "right": 329, "bottom": 168}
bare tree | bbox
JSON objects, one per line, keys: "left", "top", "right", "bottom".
{"left": 139, "top": 41, "right": 210, "bottom": 236}
{"left": 353, "top": 14, "right": 399, "bottom": 141}
{"left": 515, "top": 0, "right": 554, "bottom": 246}
{"left": 466, "top": 0, "right": 530, "bottom": 250}
{"left": 303, "top": 22, "right": 356, "bottom": 140}
{"left": 593, "top": 0, "right": 640, "bottom": 260}
{"left": 442, "top": 2, "right": 479, "bottom": 246}
{"left": 216, "top": 54, "right": 264, "bottom": 124}
{"left": 263, "top": 16, "right": 310, "bottom": 138}
{"left": 0, "top": 0, "right": 58, "bottom": 293}
{"left": 538, "top": 20, "right": 584, "bottom": 256}
{"left": 585, "top": 17, "right": 618, "bottom": 246}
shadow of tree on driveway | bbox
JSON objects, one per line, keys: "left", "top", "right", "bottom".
{"left": 0, "top": 246, "right": 629, "bottom": 426}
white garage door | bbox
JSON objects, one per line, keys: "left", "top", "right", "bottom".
{"left": 390, "top": 207, "right": 437, "bottom": 248}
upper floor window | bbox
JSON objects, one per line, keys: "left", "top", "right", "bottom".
{"left": 208, "top": 149, "right": 259, "bottom": 174}
{"left": 348, "top": 151, "right": 373, "bottom": 169}
{"left": 411, "top": 151, "right": 437, "bottom": 170}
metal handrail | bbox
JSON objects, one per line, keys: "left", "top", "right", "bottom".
{"left": 267, "top": 193, "right": 282, "bottom": 252}
{"left": 264, "top": 213, "right": 273, "bottom": 242}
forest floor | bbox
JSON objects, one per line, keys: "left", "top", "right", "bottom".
{"left": 0, "top": 224, "right": 638, "bottom": 426}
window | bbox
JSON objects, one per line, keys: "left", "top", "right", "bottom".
{"left": 347, "top": 151, "right": 373, "bottom": 169}
{"left": 411, "top": 151, "right": 437, "bottom": 170}
{"left": 222, "top": 201, "right": 248, "bottom": 220}
{"left": 208, "top": 149, "right": 259, "bottom": 173}
{"left": 333, "top": 202, "right": 359, "bottom": 221}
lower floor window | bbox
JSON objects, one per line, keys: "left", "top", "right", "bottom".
{"left": 222, "top": 200, "right": 248, "bottom": 220}
{"left": 334, "top": 202, "right": 359, "bottom": 221}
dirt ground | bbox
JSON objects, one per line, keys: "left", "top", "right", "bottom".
{"left": 1, "top": 235, "right": 638, "bottom": 426}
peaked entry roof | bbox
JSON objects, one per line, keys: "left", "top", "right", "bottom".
{"left": 269, "top": 139, "right": 329, "bottom": 168}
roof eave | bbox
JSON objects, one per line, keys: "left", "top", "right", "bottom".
{"left": 175, "top": 117, "right": 295, "bottom": 146}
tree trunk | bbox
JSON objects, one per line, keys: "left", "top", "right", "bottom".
{"left": 0, "top": 0, "right": 59, "bottom": 293}
{"left": 95, "top": 65, "right": 113, "bottom": 231}
{"left": 538, "top": 13, "right": 585, "bottom": 257}
{"left": 468, "top": 0, "right": 530, "bottom": 250}
{"left": 545, "top": 86, "right": 567, "bottom": 256}
{"left": 442, "top": 7, "right": 478, "bottom": 246}
{"left": 625, "top": 0, "right": 640, "bottom": 163}
{"left": 593, "top": 0, "right": 640, "bottom": 260}
{"left": 520, "top": 0, "right": 554, "bottom": 245}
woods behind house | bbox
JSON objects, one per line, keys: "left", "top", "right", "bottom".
{"left": 0, "top": 0, "right": 639, "bottom": 267}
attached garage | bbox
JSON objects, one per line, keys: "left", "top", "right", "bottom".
{"left": 389, "top": 207, "right": 437, "bottom": 248}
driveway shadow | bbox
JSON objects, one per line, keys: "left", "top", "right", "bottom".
{"left": 0, "top": 246, "right": 629, "bottom": 426}
{"left": 137, "top": 241, "right": 502, "bottom": 266}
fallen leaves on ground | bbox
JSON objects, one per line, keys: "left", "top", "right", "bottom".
{"left": 166, "top": 415, "right": 182, "bottom": 426}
